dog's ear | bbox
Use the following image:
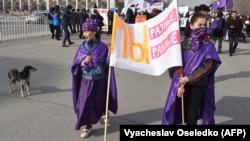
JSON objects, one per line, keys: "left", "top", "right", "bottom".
{"left": 23, "top": 66, "right": 29, "bottom": 71}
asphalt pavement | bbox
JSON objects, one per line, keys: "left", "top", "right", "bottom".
{"left": 0, "top": 33, "right": 250, "bottom": 141}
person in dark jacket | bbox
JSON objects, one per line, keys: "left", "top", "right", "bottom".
{"left": 107, "top": 10, "right": 114, "bottom": 35}
{"left": 61, "top": 5, "right": 74, "bottom": 47}
{"left": 125, "top": 6, "right": 137, "bottom": 23}
{"left": 70, "top": 8, "right": 77, "bottom": 34}
{"left": 76, "top": 8, "right": 81, "bottom": 33}
{"left": 226, "top": 11, "right": 243, "bottom": 56}
{"left": 78, "top": 8, "right": 89, "bottom": 39}
{"left": 90, "top": 9, "right": 104, "bottom": 40}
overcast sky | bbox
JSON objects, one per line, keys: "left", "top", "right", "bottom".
{"left": 176, "top": 0, "right": 210, "bottom": 8}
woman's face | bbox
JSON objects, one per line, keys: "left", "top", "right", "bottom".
{"left": 190, "top": 18, "right": 207, "bottom": 30}
{"left": 83, "top": 31, "right": 96, "bottom": 41}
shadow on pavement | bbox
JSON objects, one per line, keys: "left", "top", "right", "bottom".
{"left": 29, "top": 86, "right": 71, "bottom": 95}
{"left": 215, "top": 96, "right": 250, "bottom": 124}
{"left": 215, "top": 71, "right": 250, "bottom": 83}
{"left": 85, "top": 107, "right": 164, "bottom": 137}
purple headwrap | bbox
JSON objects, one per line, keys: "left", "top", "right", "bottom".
{"left": 190, "top": 27, "right": 208, "bottom": 52}
{"left": 82, "top": 19, "right": 98, "bottom": 32}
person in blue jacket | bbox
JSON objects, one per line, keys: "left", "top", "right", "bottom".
{"left": 53, "top": 5, "right": 61, "bottom": 41}
{"left": 48, "top": 7, "right": 55, "bottom": 39}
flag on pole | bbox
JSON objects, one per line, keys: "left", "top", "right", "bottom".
{"left": 109, "top": 0, "right": 182, "bottom": 76}
{"left": 225, "top": 0, "right": 234, "bottom": 8}
{"left": 209, "top": 0, "right": 218, "bottom": 10}
{"left": 212, "top": 0, "right": 234, "bottom": 11}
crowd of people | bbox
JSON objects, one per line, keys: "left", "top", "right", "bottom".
{"left": 47, "top": 3, "right": 164, "bottom": 48}
{"left": 179, "top": 5, "right": 250, "bottom": 56}
{"left": 120, "top": 5, "right": 162, "bottom": 24}
{"left": 47, "top": 5, "right": 105, "bottom": 47}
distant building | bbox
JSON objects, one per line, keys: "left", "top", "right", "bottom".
{"left": 0, "top": 0, "right": 125, "bottom": 12}
{"left": 1, "top": 0, "right": 248, "bottom": 15}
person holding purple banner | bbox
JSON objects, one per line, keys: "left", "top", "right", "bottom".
{"left": 162, "top": 13, "right": 221, "bottom": 125}
{"left": 207, "top": 11, "right": 226, "bottom": 53}
{"left": 71, "top": 19, "right": 118, "bottom": 138}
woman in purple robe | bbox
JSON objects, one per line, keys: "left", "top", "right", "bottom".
{"left": 71, "top": 19, "right": 118, "bottom": 138}
{"left": 162, "top": 13, "right": 222, "bottom": 125}
{"left": 207, "top": 11, "right": 226, "bottom": 53}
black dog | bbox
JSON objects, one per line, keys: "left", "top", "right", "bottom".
{"left": 8, "top": 65, "right": 37, "bottom": 97}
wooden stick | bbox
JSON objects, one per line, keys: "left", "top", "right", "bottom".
{"left": 180, "top": 74, "right": 185, "bottom": 125}
{"left": 103, "top": 66, "right": 112, "bottom": 141}
{"left": 181, "top": 89, "right": 185, "bottom": 125}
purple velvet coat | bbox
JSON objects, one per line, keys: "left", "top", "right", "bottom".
{"left": 162, "top": 41, "right": 221, "bottom": 125}
{"left": 71, "top": 40, "right": 118, "bottom": 130}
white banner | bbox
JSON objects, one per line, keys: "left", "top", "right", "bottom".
{"left": 110, "top": 0, "right": 182, "bottom": 76}
{"left": 147, "top": 2, "right": 164, "bottom": 13}
{"left": 178, "top": 5, "right": 189, "bottom": 16}
{"left": 122, "top": 0, "right": 163, "bottom": 14}
{"left": 123, "top": 0, "right": 144, "bottom": 14}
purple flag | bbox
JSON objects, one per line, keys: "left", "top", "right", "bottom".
{"left": 217, "top": 0, "right": 234, "bottom": 9}
{"left": 226, "top": 0, "right": 234, "bottom": 8}
{"left": 213, "top": 0, "right": 234, "bottom": 11}
{"left": 209, "top": 2, "right": 218, "bottom": 10}
{"left": 151, "top": 0, "right": 159, "bottom": 5}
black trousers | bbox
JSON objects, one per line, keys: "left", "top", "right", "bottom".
{"left": 49, "top": 24, "right": 55, "bottom": 38}
{"left": 97, "top": 27, "right": 102, "bottom": 40}
{"left": 54, "top": 25, "right": 61, "bottom": 40}
{"left": 183, "top": 85, "right": 205, "bottom": 125}
{"left": 72, "top": 23, "right": 77, "bottom": 33}
{"left": 77, "top": 23, "right": 81, "bottom": 32}
{"left": 68, "top": 23, "right": 73, "bottom": 34}
{"left": 62, "top": 25, "right": 71, "bottom": 44}
{"left": 229, "top": 34, "right": 240, "bottom": 55}
{"left": 79, "top": 25, "right": 83, "bottom": 38}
